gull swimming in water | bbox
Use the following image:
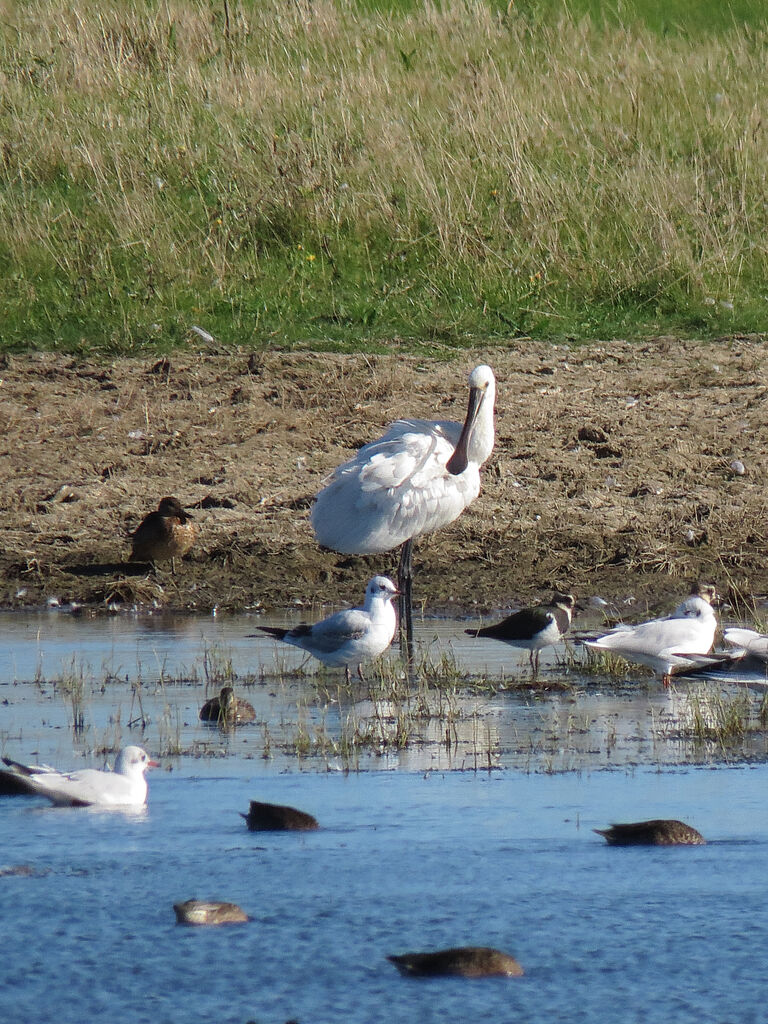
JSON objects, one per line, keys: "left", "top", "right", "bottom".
{"left": 311, "top": 365, "right": 496, "bottom": 652}
{"left": 582, "top": 582, "right": 718, "bottom": 685}
{"left": 466, "top": 592, "right": 575, "bottom": 674}
{"left": 0, "top": 746, "right": 158, "bottom": 808}
{"left": 129, "top": 496, "right": 196, "bottom": 572}
{"left": 256, "top": 575, "right": 398, "bottom": 682}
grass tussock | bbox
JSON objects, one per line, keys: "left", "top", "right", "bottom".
{"left": 1, "top": 0, "right": 767, "bottom": 353}
{"left": 665, "top": 683, "right": 768, "bottom": 756}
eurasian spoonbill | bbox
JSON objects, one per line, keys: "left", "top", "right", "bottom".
{"left": 311, "top": 365, "right": 496, "bottom": 651}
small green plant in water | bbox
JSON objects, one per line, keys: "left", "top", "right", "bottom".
{"left": 56, "top": 658, "right": 88, "bottom": 735}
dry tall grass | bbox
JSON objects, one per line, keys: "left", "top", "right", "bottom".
{"left": 1, "top": 0, "right": 766, "bottom": 349}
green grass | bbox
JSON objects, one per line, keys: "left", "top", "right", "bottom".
{"left": 1, "top": 0, "right": 768, "bottom": 355}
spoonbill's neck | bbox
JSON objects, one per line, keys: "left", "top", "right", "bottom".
{"left": 446, "top": 373, "right": 496, "bottom": 476}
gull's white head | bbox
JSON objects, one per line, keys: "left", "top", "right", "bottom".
{"left": 114, "top": 746, "right": 159, "bottom": 778}
{"left": 366, "top": 576, "right": 399, "bottom": 603}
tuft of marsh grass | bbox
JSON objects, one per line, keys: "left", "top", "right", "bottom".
{"left": 1, "top": 1, "right": 768, "bottom": 354}
{"left": 55, "top": 658, "right": 88, "bottom": 734}
{"left": 665, "top": 682, "right": 768, "bottom": 756}
{"left": 573, "top": 645, "right": 653, "bottom": 681}
{"left": 201, "top": 643, "right": 235, "bottom": 691}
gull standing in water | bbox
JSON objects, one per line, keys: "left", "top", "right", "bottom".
{"left": 466, "top": 592, "right": 575, "bottom": 675}
{"left": 0, "top": 746, "right": 158, "bottom": 808}
{"left": 311, "top": 365, "right": 496, "bottom": 654}
{"left": 582, "top": 582, "right": 718, "bottom": 685}
{"left": 256, "top": 575, "right": 398, "bottom": 682}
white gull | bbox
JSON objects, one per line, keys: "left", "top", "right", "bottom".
{"left": 0, "top": 745, "right": 158, "bottom": 807}
{"left": 582, "top": 583, "right": 718, "bottom": 685}
{"left": 256, "top": 575, "right": 398, "bottom": 682}
{"left": 722, "top": 627, "right": 768, "bottom": 662}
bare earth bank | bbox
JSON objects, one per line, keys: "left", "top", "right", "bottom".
{"left": 2, "top": 336, "right": 767, "bottom": 618}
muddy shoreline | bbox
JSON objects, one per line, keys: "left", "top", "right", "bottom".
{"left": 2, "top": 336, "right": 767, "bottom": 619}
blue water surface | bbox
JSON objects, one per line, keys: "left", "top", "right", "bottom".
{"left": 2, "top": 766, "right": 767, "bottom": 1024}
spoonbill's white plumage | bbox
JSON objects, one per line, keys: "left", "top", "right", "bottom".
{"left": 582, "top": 583, "right": 718, "bottom": 685}
{"left": 0, "top": 745, "right": 158, "bottom": 808}
{"left": 256, "top": 575, "right": 398, "bottom": 682}
{"left": 311, "top": 365, "right": 496, "bottom": 648}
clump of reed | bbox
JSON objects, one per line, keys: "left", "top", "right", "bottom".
{"left": 667, "top": 683, "right": 768, "bottom": 755}
{"left": 55, "top": 658, "right": 88, "bottom": 734}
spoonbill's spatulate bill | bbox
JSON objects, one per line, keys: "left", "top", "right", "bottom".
{"left": 256, "top": 575, "right": 398, "bottom": 682}
{"left": 582, "top": 582, "right": 718, "bottom": 685}
{"left": 311, "top": 365, "right": 496, "bottom": 653}
{"left": 467, "top": 592, "right": 575, "bottom": 674}
{"left": 0, "top": 746, "right": 158, "bottom": 807}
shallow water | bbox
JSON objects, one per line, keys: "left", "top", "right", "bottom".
{"left": 2, "top": 608, "right": 768, "bottom": 771}
{"left": 3, "top": 611, "right": 768, "bottom": 1023}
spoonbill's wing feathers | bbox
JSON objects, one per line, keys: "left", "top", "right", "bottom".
{"left": 363, "top": 418, "right": 462, "bottom": 453}
{"left": 357, "top": 421, "right": 460, "bottom": 491}
{"left": 312, "top": 419, "right": 481, "bottom": 553}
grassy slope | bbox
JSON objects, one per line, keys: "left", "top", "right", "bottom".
{"left": 0, "top": 0, "right": 767, "bottom": 354}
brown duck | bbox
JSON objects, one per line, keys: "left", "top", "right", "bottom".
{"left": 594, "top": 819, "right": 706, "bottom": 846}
{"left": 199, "top": 686, "right": 256, "bottom": 727}
{"left": 129, "top": 497, "right": 196, "bottom": 571}
{"left": 173, "top": 900, "right": 249, "bottom": 926}
{"left": 387, "top": 946, "right": 524, "bottom": 978}
{"left": 242, "top": 799, "right": 319, "bottom": 832}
